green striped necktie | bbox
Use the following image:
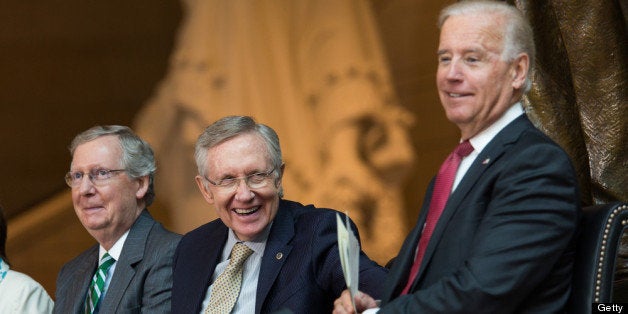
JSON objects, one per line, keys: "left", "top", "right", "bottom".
{"left": 85, "top": 253, "right": 115, "bottom": 314}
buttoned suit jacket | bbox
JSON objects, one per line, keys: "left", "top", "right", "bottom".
{"left": 54, "top": 210, "right": 181, "bottom": 314}
{"left": 171, "top": 199, "right": 388, "bottom": 314}
{"left": 379, "top": 115, "right": 580, "bottom": 313}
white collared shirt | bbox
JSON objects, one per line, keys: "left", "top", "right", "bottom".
{"left": 97, "top": 230, "right": 129, "bottom": 299}
{"left": 453, "top": 103, "right": 524, "bottom": 191}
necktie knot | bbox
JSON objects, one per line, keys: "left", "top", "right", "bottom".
{"left": 99, "top": 253, "right": 115, "bottom": 270}
{"left": 230, "top": 242, "right": 254, "bottom": 265}
{"left": 454, "top": 140, "right": 474, "bottom": 158}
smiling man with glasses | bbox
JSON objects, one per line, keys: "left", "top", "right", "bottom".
{"left": 171, "top": 115, "right": 388, "bottom": 314}
{"left": 54, "top": 125, "right": 181, "bottom": 314}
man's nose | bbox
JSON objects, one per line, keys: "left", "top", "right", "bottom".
{"left": 78, "top": 175, "right": 95, "bottom": 194}
{"left": 445, "top": 60, "right": 463, "bottom": 80}
{"left": 233, "top": 178, "right": 254, "bottom": 201}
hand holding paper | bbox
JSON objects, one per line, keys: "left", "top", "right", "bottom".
{"left": 337, "top": 213, "right": 360, "bottom": 312}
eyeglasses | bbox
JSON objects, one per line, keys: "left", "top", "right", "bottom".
{"left": 65, "top": 168, "right": 126, "bottom": 187}
{"left": 204, "top": 167, "right": 276, "bottom": 192}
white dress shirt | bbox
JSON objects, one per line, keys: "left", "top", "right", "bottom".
{"left": 454, "top": 102, "right": 524, "bottom": 191}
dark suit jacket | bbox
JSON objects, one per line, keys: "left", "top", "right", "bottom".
{"left": 54, "top": 210, "right": 181, "bottom": 314}
{"left": 379, "top": 115, "right": 580, "bottom": 313}
{"left": 172, "top": 199, "right": 388, "bottom": 314}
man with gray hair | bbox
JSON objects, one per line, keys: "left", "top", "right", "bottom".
{"left": 54, "top": 125, "right": 180, "bottom": 314}
{"left": 171, "top": 115, "right": 388, "bottom": 313}
{"left": 333, "top": 1, "right": 579, "bottom": 313}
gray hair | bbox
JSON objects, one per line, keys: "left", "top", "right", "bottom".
{"left": 69, "top": 125, "right": 157, "bottom": 206}
{"left": 438, "top": 0, "right": 536, "bottom": 93}
{"left": 195, "top": 116, "right": 284, "bottom": 197}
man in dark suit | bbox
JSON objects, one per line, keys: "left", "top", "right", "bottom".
{"left": 54, "top": 125, "right": 181, "bottom": 314}
{"left": 333, "top": 1, "right": 580, "bottom": 313}
{"left": 171, "top": 115, "right": 388, "bottom": 314}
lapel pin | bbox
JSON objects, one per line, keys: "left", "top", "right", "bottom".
{"left": 276, "top": 252, "right": 283, "bottom": 260}
{"left": 482, "top": 158, "right": 490, "bottom": 165}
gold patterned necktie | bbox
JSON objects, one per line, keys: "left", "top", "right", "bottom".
{"left": 205, "top": 242, "right": 254, "bottom": 314}
{"left": 85, "top": 253, "right": 115, "bottom": 314}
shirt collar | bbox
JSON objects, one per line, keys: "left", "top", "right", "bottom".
{"left": 223, "top": 222, "right": 272, "bottom": 260}
{"left": 99, "top": 229, "right": 130, "bottom": 262}
{"left": 468, "top": 102, "right": 524, "bottom": 153}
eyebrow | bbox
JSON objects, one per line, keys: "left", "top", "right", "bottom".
{"left": 437, "top": 47, "right": 483, "bottom": 55}
{"left": 215, "top": 169, "right": 266, "bottom": 178}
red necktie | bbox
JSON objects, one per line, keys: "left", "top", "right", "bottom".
{"left": 400, "top": 140, "right": 474, "bottom": 295}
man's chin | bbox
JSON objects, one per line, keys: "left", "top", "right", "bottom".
{"left": 80, "top": 218, "right": 109, "bottom": 232}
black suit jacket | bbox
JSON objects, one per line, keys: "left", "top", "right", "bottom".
{"left": 379, "top": 115, "right": 580, "bottom": 313}
{"left": 172, "top": 199, "right": 388, "bottom": 314}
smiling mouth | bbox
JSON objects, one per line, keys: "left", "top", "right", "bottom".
{"left": 448, "top": 93, "right": 469, "bottom": 98}
{"left": 233, "top": 206, "right": 260, "bottom": 215}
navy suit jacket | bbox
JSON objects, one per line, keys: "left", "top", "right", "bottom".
{"left": 54, "top": 210, "right": 181, "bottom": 314}
{"left": 379, "top": 115, "right": 580, "bottom": 313}
{"left": 172, "top": 199, "right": 388, "bottom": 314}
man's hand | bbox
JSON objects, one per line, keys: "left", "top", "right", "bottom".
{"left": 333, "top": 290, "right": 378, "bottom": 314}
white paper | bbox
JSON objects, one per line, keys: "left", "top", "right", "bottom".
{"left": 337, "top": 213, "right": 360, "bottom": 312}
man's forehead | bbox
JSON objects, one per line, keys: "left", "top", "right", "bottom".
{"left": 207, "top": 135, "right": 271, "bottom": 173}
{"left": 439, "top": 15, "right": 505, "bottom": 52}
{"left": 72, "top": 136, "right": 122, "bottom": 166}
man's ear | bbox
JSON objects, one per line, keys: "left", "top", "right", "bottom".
{"left": 275, "top": 163, "right": 286, "bottom": 187}
{"left": 278, "top": 163, "right": 286, "bottom": 179}
{"left": 195, "top": 175, "right": 215, "bottom": 204}
{"left": 135, "top": 175, "right": 150, "bottom": 200}
{"left": 511, "top": 53, "right": 530, "bottom": 90}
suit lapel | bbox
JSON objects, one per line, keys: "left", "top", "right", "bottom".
{"left": 99, "top": 210, "right": 153, "bottom": 313}
{"left": 70, "top": 245, "right": 99, "bottom": 313}
{"left": 413, "top": 115, "right": 531, "bottom": 287}
{"left": 255, "top": 200, "right": 294, "bottom": 314}
{"left": 191, "top": 223, "right": 228, "bottom": 312}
